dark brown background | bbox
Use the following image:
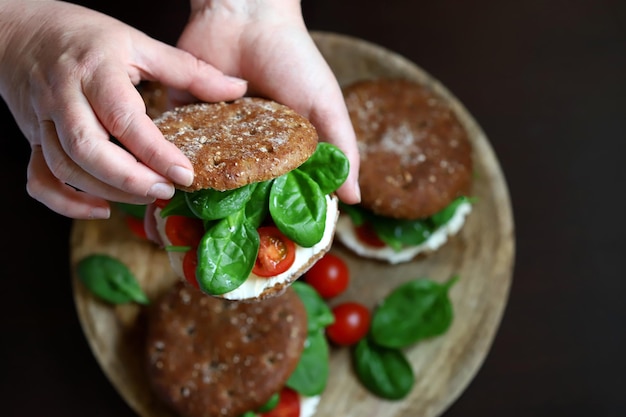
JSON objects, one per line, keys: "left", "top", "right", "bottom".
{"left": 1, "top": 1, "right": 625, "bottom": 416}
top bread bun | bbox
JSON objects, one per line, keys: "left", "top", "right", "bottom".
{"left": 153, "top": 98, "right": 319, "bottom": 192}
{"left": 343, "top": 78, "right": 473, "bottom": 220}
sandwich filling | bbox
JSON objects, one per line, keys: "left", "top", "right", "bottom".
{"left": 155, "top": 142, "right": 349, "bottom": 300}
{"left": 155, "top": 195, "right": 338, "bottom": 300}
{"left": 336, "top": 197, "right": 473, "bottom": 264}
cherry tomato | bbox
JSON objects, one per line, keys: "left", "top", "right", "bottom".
{"left": 355, "top": 222, "right": 386, "bottom": 248}
{"left": 304, "top": 253, "right": 349, "bottom": 299}
{"left": 182, "top": 250, "right": 199, "bottom": 289}
{"left": 154, "top": 198, "right": 170, "bottom": 209}
{"left": 124, "top": 215, "right": 147, "bottom": 240}
{"left": 260, "top": 387, "right": 300, "bottom": 417}
{"left": 326, "top": 302, "right": 371, "bottom": 346}
{"left": 165, "top": 216, "right": 204, "bottom": 247}
{"left": 252, "top": 226, "right": 296, "bottom": 277}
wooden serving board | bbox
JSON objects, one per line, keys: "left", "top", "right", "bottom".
{"left": 70, "top": 32, "right": 515, "bottom": 417}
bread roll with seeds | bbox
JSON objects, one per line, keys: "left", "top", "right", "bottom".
{"left": 336, "top": 78, "right": 474, "bottom": 263}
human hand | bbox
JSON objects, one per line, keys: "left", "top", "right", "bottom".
{"left": 176, "top": 0, "right": 361, "bottom": 204}
{"left": 0, "top": 0, "right": 248, "bottom": 219}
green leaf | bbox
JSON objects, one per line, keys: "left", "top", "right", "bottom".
{"left": 256, "top": 392, "right": 280, "bottom": 412}
{"left": 115, "top": 202, "right": 146, "bottom": 219}
{"left": 77, "top": 254, "right": 149, "bottom": 305}
{"left": 353, "top": 338, "right": 414, "bottom": 400}
{"left": 160, "top": 190, "right": 197, "bottom": 218}
{"left": 292, "top": 281, "right": 334, "bottom": 334}
{"left": 185, "top": 183, "right": 257, "bottom": 221}
{"left": 429, "top": 196, "right": 472, "bottom": 228}
{"left": 196, "top": 210, "right": 260, "bottom": 295}
{"left": 373, "top": 217, "right": 433, "bottom": 250}
{"left": 338, "top": 202, "right": 366, "bottom": 226}
{"left": 371, "top": 276, "right": 459, "bottom": 348}
{"left": 244, "top": 180, "right": 272, "bottom": 229}
{"left": 269, "top": 170, "right": 326, "bottom": 248}
{"left": 164, "top": 245, "right": 192, "bottom": 252}
{"left": 286, "top": 329, "right": 330, "bottom": 396}
{"left": 297, "top": 142, "right": 350, "bottom": 195}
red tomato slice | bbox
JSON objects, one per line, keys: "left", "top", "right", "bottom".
{"left": 125, "top": 215, "right": 147, "bottom": 240}
{"left": 260, "top": 387, "right": 300, "bottom": 417}
{"left": 355, "top": 222, "right": 386, "bottom": 248}
{"left": 304, "top": 252, "right": 349, "bottom": 299}
{"left": 326, "top": 302, "right": 371, "bottom": 346}
{"left": 182, "top": 250, "right": 199, "bottom": 289}
{"left": 252, "top": 226, "right": 296, "bottom": 278}
{"left": 165, "top": 216, "right": 204, "bottom": 247}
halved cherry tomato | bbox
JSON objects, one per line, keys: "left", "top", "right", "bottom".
{"left": 355, "top": 222, "right": 386, "bottom": 248}
{"left": 326, "top": 302, "right": 371, "bottom": 346}
{"left": 260, "top": 387, "right": 300, "bottom": 417}
{"left": 182, "top": 250, "right": 199, "bottom": 289}
{"left": 164, "top": 216, "right": 204, "bottom": 247}
{"left": 252, "top": 226, "right": 296, "bottom": 278}
{"left": 304, "top": 252, "right": 349, "bottom": 299}
{"left": 125, "top": 215, "right": 147, "bottom": 239}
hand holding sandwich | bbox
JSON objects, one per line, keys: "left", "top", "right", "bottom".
{"left": 0, "top": 0, "right": 360, "bottom": 220}
{"left": 176, "top": 0, "right": 361, "bottom": 205}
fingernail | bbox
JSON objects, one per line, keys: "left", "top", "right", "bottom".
{"left": 148, "top": 182, "right": 175, "bottom": 200}
{"left": 225, "top": 75, "right": 248, "bottom": 85}
{"left": 168, "top": 165, "right": 194, "bottom": 187}
{"left": 90, "top": 207, "right": 111, "bottom": 219}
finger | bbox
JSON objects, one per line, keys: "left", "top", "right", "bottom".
{"left": 53, "top": 72, "right": 188, "bottom": 195}
{"left": 39, "top": 120, "right": 158, "bottom": 205}
{"left": 135, "top": 37, "right": 248, "bottom": 104}
{"left": 309, "top": 101, "right": 361, "bottom": 205}
{"left": 26, "top": 146, "right": 111, "bottom": 219}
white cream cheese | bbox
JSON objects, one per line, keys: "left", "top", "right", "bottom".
{"left": 299, "top": 394, "right": 321, "bottom": 417}
{"left": 335, "top": 201, "right": 472, "bottom": 264}
{"left": 155, "top": 195, "right": 338, "bottom": 300}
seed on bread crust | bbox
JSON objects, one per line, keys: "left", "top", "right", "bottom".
{"left": 153, "top": 98, "right": 319, "bottom": 192}
{"left": 146, "top": 283, "right": 307, "bottom": 417}
{"left": 343, "top": 78, "right": 473, "bottom": 219}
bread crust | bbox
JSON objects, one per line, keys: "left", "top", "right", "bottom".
{"left": 153, "top": 98, "right": 319, "bottom": 192}
{"left": 343, "top": 78, "right": 473, "bottom": 219}
{"left": 146, "top": 283, "right": 307, "bottom": 417}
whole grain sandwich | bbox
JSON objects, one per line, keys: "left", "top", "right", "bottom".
{"left": 149, "top": 97, "right": 349, "bottom": 300}
{"left": 146, "top": 281, "right": 332, "bottom": 417}
{"left": 336, "top": 78, "right": 474, "bottom": 264}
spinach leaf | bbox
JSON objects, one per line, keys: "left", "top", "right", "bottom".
{"left": 338, "top": 202, "right": 366, "bottom": 226}
{"left": 429, "top": 196, "right": 472, "bottom": 228}
{"left": 373, "top": 217, "right": 433, "bottom": 250}
{"left": 115, "top": 202, "right": 146, "bottom": 218}
{"left": 286, "top": 329, "right": 330, "bottom": 396}
{"left": 244, "top": 180, "right": 272, "bottom": 229}
{"left": 297, "top": 142, "right": 350, "bottom": 195}
{"left": 195, "top": 210, "right": 260, "bottom": 295}
{"left": 269, "top": 170, "right": 326, "bottom": 248}
{"left": 292, "top": 281, "right": 334, "bottom": 334}
{"left": 160, "top": 190, "right": 197, "bottom": 218}
{"left": 353, "top": 338, "right": 414, "bottom": 400}
{"left": 185, "top": 183, "right": 257, "bottom": 221}
{"left": 256, "top": 392, "right": 280, "bottom": 413}
{"left": 371, "top": 276, "right": 459, "bottom": 348}
{"left": 77, "top": 254, "right": 149, "bottom": 305}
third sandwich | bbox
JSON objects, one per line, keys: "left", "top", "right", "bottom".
{"left": 336, "top": 78, "right": 474, "bottom": 264}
